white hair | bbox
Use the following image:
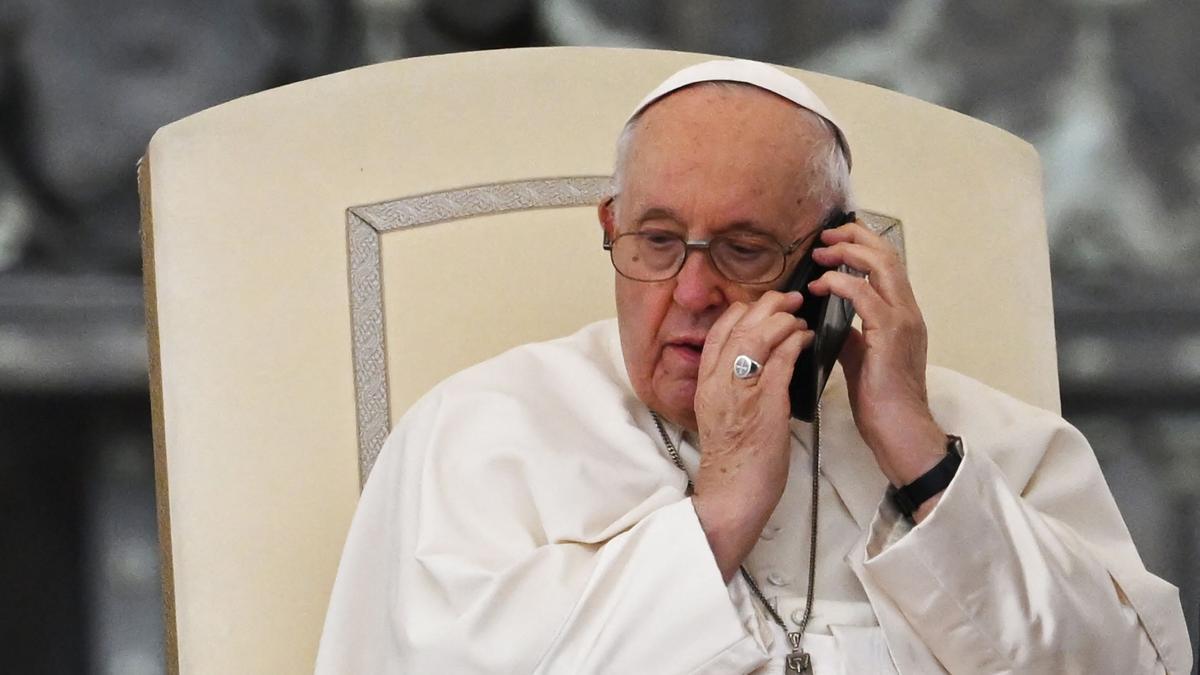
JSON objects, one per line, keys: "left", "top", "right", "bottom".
{"left": 611, "top": 81, "right": 854, "bottom": 215}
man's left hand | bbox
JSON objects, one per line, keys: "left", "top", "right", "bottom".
{"left": 806, "top": 220, "right": 947, "bottom": 505}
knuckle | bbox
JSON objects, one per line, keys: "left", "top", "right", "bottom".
{"left": 728, "top": 324, "right": 755, "bottom": 346}
{"left": 746, "top": 332, "right": 770, "bottom": 354}
{"left": 768, "top": 311, "right": 793, "bottom": 327}
{"left": 900, "top": 314, "right": 924, "bottom": 334}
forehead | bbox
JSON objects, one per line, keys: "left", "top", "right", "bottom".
{"left": 619, "top": 85, "right": 831, "bottom": 232}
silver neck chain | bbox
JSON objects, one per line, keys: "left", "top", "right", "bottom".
{"left": 650, "top": 409, "right": 821, "bottom": 674}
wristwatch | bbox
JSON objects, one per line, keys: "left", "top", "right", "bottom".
{"left": 892, "top": 435, "right": 963, "bottom": 521}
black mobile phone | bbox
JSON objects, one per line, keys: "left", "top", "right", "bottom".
{"left": 784, "top": 210, "right": 858, "bottom": 422}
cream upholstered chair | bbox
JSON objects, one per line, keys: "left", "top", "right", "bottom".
{"left": 139, "top": 47, "right": 1059, "bottom": 674}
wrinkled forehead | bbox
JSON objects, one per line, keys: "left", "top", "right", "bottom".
{"left": 617, "top": 87, "right": 836, "bottom": 236}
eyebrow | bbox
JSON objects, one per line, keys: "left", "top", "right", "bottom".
{"left": 633, "top": 206, "right": 777, "bottom": 237}
{"left": 634, "top": 206, "right": 684, "bottom": 226}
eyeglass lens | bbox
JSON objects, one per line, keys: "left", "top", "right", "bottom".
{"left": 610, "top": 231, "right": 787, "bottom": 283}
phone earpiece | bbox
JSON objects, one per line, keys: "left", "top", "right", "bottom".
{"left": 785, "top": 209, "right": 857, "bottom": 422}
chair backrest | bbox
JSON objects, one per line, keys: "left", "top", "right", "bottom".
{"left": 140, "top": 46, "right": 1058, "bottom": 674}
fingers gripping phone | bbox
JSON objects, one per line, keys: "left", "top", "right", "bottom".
{"left": 784, "top": 210, "right": 859, "bottom": 422}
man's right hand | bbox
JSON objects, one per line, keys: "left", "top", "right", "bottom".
{"left": 691, "top": 290, "right": 812, "bottom": 582}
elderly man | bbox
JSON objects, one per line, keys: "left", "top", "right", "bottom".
{"left": 316, "top": 60, "right": 1191, "bottom": 674}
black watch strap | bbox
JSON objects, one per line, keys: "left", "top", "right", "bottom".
{"left": 892, "top": 435, "right": 963, "bottom": 520}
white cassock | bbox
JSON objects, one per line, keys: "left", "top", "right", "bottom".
{"left": 315, "top": 319, "right": 1192, "bottom": 674}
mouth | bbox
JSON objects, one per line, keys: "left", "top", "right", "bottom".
{"left": 664, "top": 336, "right": 706, "bottom": 363}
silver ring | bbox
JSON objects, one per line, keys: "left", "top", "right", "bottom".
{"left": 732, "top": 354, "right": 762, "bottom": 379}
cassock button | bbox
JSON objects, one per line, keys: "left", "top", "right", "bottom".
{"left": 767, "top": 571, "right": 789, "bottom": 586}
{"left": 790, "top": 608, "right": 807, "bottom": 625}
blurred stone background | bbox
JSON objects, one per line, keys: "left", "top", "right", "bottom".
{"left": 0, "top": 0, "right": 1196, "bottom": 672}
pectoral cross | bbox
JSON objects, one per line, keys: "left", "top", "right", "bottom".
{"left": 785, "top": 631, "right": 812, "bottom": 674}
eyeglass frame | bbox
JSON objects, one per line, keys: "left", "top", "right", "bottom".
{"left": 601, "top": 224, "right": 824, "bottom": 285}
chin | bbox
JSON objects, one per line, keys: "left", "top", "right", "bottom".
{"left": 652, "top": 379, "right": 698, "bottom": 430}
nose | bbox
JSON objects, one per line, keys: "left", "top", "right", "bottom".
{"left": 672, "top": 248, "right": 726, "bottom": 312}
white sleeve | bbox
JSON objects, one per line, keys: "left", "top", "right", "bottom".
{"left": 527, "top": 498, "right": 771, "bottom": 674}
{"left": 861, "top": 423, "right": 1192, "bottom": 674}
{"left": 316, "top": 390, "right": 774, "bottom": 675}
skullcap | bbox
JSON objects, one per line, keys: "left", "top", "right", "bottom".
{"left": 629, "top": 58, "right": 852, "bottom": 170}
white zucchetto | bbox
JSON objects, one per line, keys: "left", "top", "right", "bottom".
{"left": 629, "top": 58, "right": 852, "bottom": 170}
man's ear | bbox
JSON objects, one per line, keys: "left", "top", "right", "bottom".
{"left": 598, "top": 196, "right": 616, "bottom": 240}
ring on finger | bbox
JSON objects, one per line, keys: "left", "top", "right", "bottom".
{"left": 732, "top": 354, "right": 763, "bottom": 380}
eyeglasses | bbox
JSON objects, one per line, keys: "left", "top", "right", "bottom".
{"left": 603, "top": 228, "right": 820, "bottom": 284}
